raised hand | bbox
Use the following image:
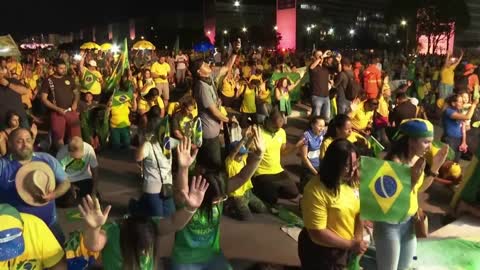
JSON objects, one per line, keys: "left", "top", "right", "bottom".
{"left": 177, "top": 137, "right": 198, "bottom": 168}
{"left": 252, "top": 125, "right": 266, "bottom": 156}
{"left": 181, "top": 176, "right": 209, "bottom": 210}
{"left": 431, "top": 144, "right": 449, "bottom": 173}
{"left": 411, "top": 157, "right": 426, "bottom": 189}
{"left": 78, "top": 195, "right": 111, "bottom": 229}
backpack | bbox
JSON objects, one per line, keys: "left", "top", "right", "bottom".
{"left": 345, "top": 73, "right": 361, "bottom": 101}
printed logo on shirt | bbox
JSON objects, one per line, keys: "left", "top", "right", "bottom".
{"left": 15, "top": 259, "right": 39, "bottom": 270}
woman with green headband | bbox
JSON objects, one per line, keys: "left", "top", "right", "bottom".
{"left": 373, "top": 118, "right": 448, "bottom": 270}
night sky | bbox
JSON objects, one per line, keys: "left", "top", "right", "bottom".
{"left": 2, "top": 0, "right": 205, "bottom": 35}
{"left": 3, "top": 0, "right": 275, "bottom": 36}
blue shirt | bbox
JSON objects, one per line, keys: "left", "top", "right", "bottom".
{"left": 443, "top": 107, "right": 462, "bottom": 138}
{"left": 303, "top": 129, "right": 324, "bottom": 169}
{"left": 0, "top": 152, "right": 67, "bottom": 226}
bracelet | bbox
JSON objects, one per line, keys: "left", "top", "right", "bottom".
{"left": 183, "top": 207, "right": 197, "bottom": 214}
{"left": 426, "top": 170, "right": 439, "bottom": 178}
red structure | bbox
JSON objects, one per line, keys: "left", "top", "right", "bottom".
{"left": 276, "top": 0, "right": 297, "bottom": 51}
{"left": 204, "top": 0, "right": 216, "bottom": 44}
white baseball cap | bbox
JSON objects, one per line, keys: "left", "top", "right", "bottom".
{"left": 88, "top": 60, "right": 97, "bottom": 67}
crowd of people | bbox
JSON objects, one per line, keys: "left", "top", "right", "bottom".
{"left": 0, "top": 38, "right": 479, "bottom": 270}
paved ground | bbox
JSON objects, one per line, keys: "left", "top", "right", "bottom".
{"left": 55, "top": 101, "right": 472, "bottom": 269}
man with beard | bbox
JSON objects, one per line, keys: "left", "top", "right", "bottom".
{"left": 0, "top": 128, "right": 71, "bottom": 244}
{"left": 40, "top": 59, "right": 80, "bottom": 150}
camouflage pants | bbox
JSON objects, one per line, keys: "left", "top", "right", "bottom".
{"left": 226, "top": 190, "right": 267, "bottom": 221}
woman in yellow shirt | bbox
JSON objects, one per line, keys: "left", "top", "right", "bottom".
{"left": 221, "top": 71, "right": 238, "bottom": 108}
{"left": 374, "top": 119, "right": 448, "bottom": 270}
{"left": 238, "top": 79, "right": 260, "bottom": 128}
{"left": 137, "top": 88, "right": 165, "bottom": 131}
{"left": 320, "top": 114, "right": 353, "bottom": 160}
{"left": 137, "top": 69, "right": 156, "bottom": 97}
{"left": 299, "top": 139, "right": 367, "bottom": 269}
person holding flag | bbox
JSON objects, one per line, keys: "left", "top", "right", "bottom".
{"left": 107, "top": 73, "right": 137, "bottom": 150}
{"left": 374, "top": 119, "right": 448, "bottom": 270}
{"left": 79, "top": 53, "right": 103, "bottom": 100}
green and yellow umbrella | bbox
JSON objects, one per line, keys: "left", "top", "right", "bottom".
{"left": 80, "top": 42, "right": 100, "bottom": 50}
{"left": 100, "top": 43, "right": 112, "bottom": 51}
{"left": 132, "top": 40, "right": 155, "bottom": 50}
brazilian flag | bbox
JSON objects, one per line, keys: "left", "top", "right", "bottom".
{"left": 269, "top": 67, "right": 309, "bottom": 103}
{"left": 417, "top": 238, "right": 480, "bottom": 269}
{"left": 360, "top": 156, "right": 411, "bottom": 223}
{"left": 81, "top": 69, "right": 98, "bottom": 91}
{"left": 368, "top": 135, "right": 384, "bottom": 158}
{"left": 111, "top": 86, "right": 133, "bottom": 107}
{"left": 105, "top": 38, "right": 129, "bottom": 93}
{"left": 192, "top": 117, "right": 203, "bottom": 147}
{"left": 160, "top": 116, "right": 172, "bottom": 159}
{"left": 451, "top": 144, "right": 480, "bottom": 209}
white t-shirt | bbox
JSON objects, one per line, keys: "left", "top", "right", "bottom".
{"left": 56, "top": 142, "right": 98, "bottom": 182}
{"left": 175, "top": 55, "right": 188, "bottom": 70}
{"left": 142, "top": 141, "right": 173, "bottom": 194}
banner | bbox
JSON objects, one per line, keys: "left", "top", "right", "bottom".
{"left": 360, "top": 156, "right": 411, "bottom": 222}
{"left": 0, "top": 35, "right": 21, "bottom": 57}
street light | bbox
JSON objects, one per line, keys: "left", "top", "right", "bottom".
{"left": 349, "top": 29, "right": 355, "bottom": 36}
{"left": 400, "top": 19, "right": 408, "bottom": 53}
{"left": 207, "top": 31, "right": 211, "bottom": 35}
{"left": 306, "top": 26, "right": 311, "bottom": 33}
{"left": 242, "top": 27, "right": 247, "bottom": 32}
{"left": 274, "top": 25, "right": 278, "bottom": 31}
{"left": 328, "top": 28, "right": 334, "bottom": 35}
{"left": 397, "top": 40, "right": 401, "bottom": 44}
{"left": 223, "top": 30, "right": 228, "bottom": 35}
{"left": 234, "top": 0, "right": 240, "bottom": 7}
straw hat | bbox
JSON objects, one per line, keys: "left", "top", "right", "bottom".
{"left": 15, "top": 162, "right": 55, "bottom": 206}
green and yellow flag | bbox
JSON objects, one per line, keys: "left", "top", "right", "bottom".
{"left": 105, "top": 38, "right": 129, "bottom": 93}
{"left": 451, "top": 145, "right": 480, "bottom": 209}
{"left": 81, "top": 69, "right": 99, "bottom": 91}
{"left": 360, "top": 156, "right": 411, "bottom": 222}
{"left": 368, "top": 136, "right": 385, "bottom": 158}
{"left": 269, "top": 67, "right": 309, "bottom": 103}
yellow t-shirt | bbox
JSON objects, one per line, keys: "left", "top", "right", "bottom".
{"left": 440, "top": 65, "right": 456, "bottom": 85}
{"left": 349, "top": 102, "right": 374, "bottom": 131}
{"left": 256, "top": 128, "right": 286, "bottom": 175}
{"left": 81, "top": 70, "right": 103, "bottom": 95}
{"left": 319, "top": 133, "right": 362, "bottom": 160}
{"left": 7, "top": 61, "right": 22, "bottom": 76}
{"left": 138, "top": 96, "right": 165, "bottom": 114}
{"left": 151, "top": 62, "right": 171, "bottom": 84}
{"left": 249, "top": 74, "right": 263, "bottom": 83}
{"left": 240, "top": 86, "right": 256, "bottom": 113}
{"left": 21, "top": 90, "right": 33, "bottom": 109}
{"left": 226, "top": 155, "right": 253, "bottom": 197}
{"left": 302, "top": 179, "right": 360, "bottom": 246}
{"left": 242, "top": 66, "right": 252, "bottom": 79}
{"left": 377, "top": 96, "right": 389, "bottom": 118}
{"left": 408, "top": 170, "right": 424, "bottom": 217}
{"left": 110, "top": 103, "right": 131, "bottom": 128}
{"left": 222, "top": 78, "right": 236, "bottom": 98}
{"left": 0, "top": 213, "right": 65, "bottom": 269}
{"left": 258, "top": 89, "right": 271, "bottom": 104}
{"left": 139, "top": 79, "right": 156, "bottom": 96}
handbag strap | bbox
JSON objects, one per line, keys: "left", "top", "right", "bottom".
{"left": 47, "top": 77, "right": 57, "bottom": 106}
{"left": 151, "top": 142, "right": 164, "bottom": 185}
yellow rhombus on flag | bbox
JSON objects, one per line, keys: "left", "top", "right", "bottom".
{"left": 360, "top": 156, "right": 411, "bottom": 223}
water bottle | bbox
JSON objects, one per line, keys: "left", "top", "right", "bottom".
{"left": 411, "top": 256, "right": 419, "bottom": 269}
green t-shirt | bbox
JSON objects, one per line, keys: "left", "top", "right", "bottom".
{"left": 100, "top": 220, "right": 155, "bottom": 270}
{"left": 172, "top": 204, "right": 223, "bottom": 264}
